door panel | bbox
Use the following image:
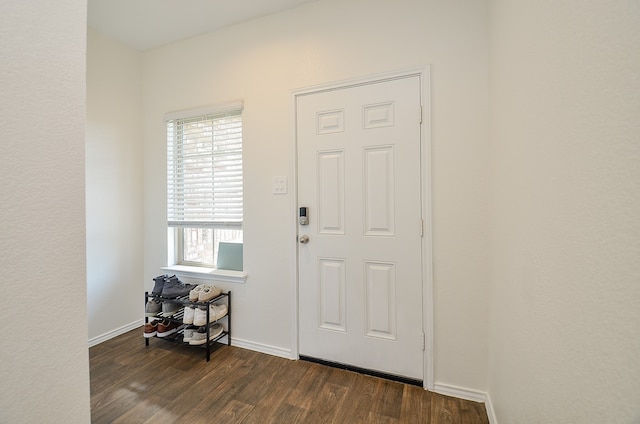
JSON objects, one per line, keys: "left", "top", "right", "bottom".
{"left": 363, "top": 145, "right": 395, "bottom": 236}
{"left": 364, "top": 260, "right": 397, "bottom": 340}
{"left": 297, "top": 75, "right": 423, "bottom": 380}
{"left": 319, "top": 258, "right": 346, "bottom": 332}
{"left": 317, "top": 150, "right": 345, "bottom": 234}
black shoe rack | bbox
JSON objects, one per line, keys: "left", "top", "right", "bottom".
{"left": 144, "top": 291, "right": 231, "bottom": 362}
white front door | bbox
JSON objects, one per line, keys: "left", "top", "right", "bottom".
{"left": 296, "top": 75, "right": 424, "bottom": 380}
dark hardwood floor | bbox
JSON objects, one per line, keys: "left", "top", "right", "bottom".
{"left": 90, "top": 328, "right": 489, "bottom": 423}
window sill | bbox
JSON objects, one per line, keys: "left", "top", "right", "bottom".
{"left": 161, "top": 265, "right": 247, "bottom": 284}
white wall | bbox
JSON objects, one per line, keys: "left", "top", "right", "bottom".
{"left": 86, "top": 29, "right": 144, "bottom": 342}
{"left": 142, "top": 0, "right": 490, "bottom": 391}
{"left": 0, "top": 1, "right": 91, "bottom": 423}
{"left": 488, "top": 1, "right": 640, "bottom": 422}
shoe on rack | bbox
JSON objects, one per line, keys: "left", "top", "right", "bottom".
{"left": 189, "top": 284, "right": 206, "bottom": 301}
{"left": 183, "top": 305, "right": 196, "bottom": 324}
{"left": 145, "top": 298, "right": 162, "bottom": 317}
{"left": 210, "top": 303, "right": 228, "bottom": 321}
{"left": 198, "top": 285, "right": 222, "bottom": 302}
{"left": 193, "top": 303, "right": 228, "bottom": 326}
{"left": 157, "top": 320, "right": 182, "bottom": 337}
{"left": 162, "top": 301, "right": 181, "bottom": 316}
{"left": 152, "top": 274, "right": 168, "bottom": 295}
{"left": 192, "top": 306, "right": 207, "bottom": 326}
{"left": 182, "top": 325, "right": 199, "bottom": 343}
{"left": 143, "top": 320, "right": 161, "bottom": 338}
{"left": 161, "top": 276, "right": 196, "bottom": 298}
{"left": 189, "top": 323, "right": 224, "bottom": 346}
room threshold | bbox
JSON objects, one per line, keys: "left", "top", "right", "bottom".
{"left": 299, "top": 355, "right": 423, "bottom": 387}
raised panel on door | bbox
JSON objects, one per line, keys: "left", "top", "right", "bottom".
{"left": 318, "top": 258, "right": 347, "bottom": 332}
{"left": 364, "top": 261, "right": 397, "bottom": 340}
{"left": 317, "top": 150, "right": 345, "bottom": 235}
{"left": 363, "top": 145, "right": 395, "bottom": 236}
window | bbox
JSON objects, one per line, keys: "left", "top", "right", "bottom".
{"left": 166, "top": 102, "right": 243, "bottom": 269}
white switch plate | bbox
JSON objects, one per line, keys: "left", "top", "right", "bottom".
{"left": 272, "top": 176, "right": 287, "bottom": 194}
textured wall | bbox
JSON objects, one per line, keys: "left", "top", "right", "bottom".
{"left": 488, "top": 1, "right": 640, "bottom": 422}
{"left": 0, "top": 0, "right": 91, "bottom": 422}
{"left": 86, "top": 29, "right": 144, "bottom": 342}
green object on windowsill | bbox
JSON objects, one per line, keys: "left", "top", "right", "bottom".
{"left": 217, "top": 242, "right": 243, "bottom": 271}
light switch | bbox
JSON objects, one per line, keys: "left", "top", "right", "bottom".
{"left": 272, "top": 176, "right": 287, "bottom": 194}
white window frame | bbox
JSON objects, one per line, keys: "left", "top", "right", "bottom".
{"left": 162, "top": 101, "right": 247, "bottom": 283}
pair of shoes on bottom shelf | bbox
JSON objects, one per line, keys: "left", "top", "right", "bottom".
{"left": 144, "top": 320, "right": 160, "bottom": 338}
{"left": 144, "top": 319, "right": 182, "bottom": 338}
{"left": 182, "top": 324, "right": 224, "bottom": 346}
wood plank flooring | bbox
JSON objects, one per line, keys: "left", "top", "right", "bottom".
{"left": 90, "top": 328, "right": 488, "bottom": 423}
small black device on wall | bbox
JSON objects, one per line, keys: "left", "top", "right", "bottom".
{"left": 299, "top": 207, "right": 309, "bottom": 225}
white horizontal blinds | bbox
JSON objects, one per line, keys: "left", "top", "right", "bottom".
{"left": 167, "top": 109, "right": 242, "bottom": 228}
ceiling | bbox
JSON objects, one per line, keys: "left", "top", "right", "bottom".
{"left": 87, "top": 0, "right": 319, "bottom": 51}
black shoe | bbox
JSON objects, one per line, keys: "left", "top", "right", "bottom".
{"left": 161, "top": 276, "right": 196, "bottom": 298}
{"left": 152, "top": 274, "right": 168, "bottom": 295}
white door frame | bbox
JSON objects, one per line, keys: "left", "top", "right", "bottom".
{"left": 290, "top": 66, "right": 434, "bottom": 390}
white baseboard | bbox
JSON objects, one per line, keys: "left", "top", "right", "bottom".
{"left": 88, "top": 319, "right": 143, "bottom": 347}
{"left": 432, "top": 383, "right": 497, "bottom": 424}
{"left": 230, "top": 337, "right": 294, "bottom": 360}
{"left": 433, "top": 382, "right": 487, "bottom": 402}
{"left": 432, "top": 383, "right": 498, "bottom": 424}
{"left": 485, "top": 391, "right": 498, "bottom": 424}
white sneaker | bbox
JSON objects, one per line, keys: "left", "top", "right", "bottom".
{"left": 183, "top": 305, "right": 196, "bottom": 324}
{"left": 198, "top": 285, "right": 222, "bottom": 302}
{"left": 193, "top": 303, "right": 228, "bottom": 326}
{"left": 189, "top": 284, "right": 207, "bottom": 302}
{"left": 189, "top": 323, "right": 224, "bottom": 346}
{"left": 182, "top": 326, "right": 198, "bottom": 343}
{"left": 210, "top": 304, "right": 228, "bottom": 321}
{"left": 192, "top": 306, "right": 206, "bottom": 326}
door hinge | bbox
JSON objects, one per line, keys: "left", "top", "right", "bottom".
{"left": 421, "top": 332, "right": 426, "bottom": 351}
{"left": 418, "top": 105, "right": 423, "bottom": 124}
{"left": 420, "top": 219, "right": 424, "bottom": 237}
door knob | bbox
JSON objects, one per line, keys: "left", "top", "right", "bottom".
{"left": 299, "top": 235, "right": 309, "bottom": 244}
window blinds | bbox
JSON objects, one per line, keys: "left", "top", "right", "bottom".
{"left": 167, "top": 106, "right": 243, "bottom": 229}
